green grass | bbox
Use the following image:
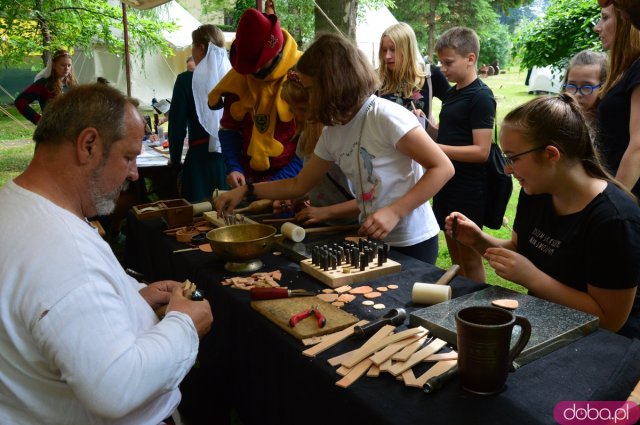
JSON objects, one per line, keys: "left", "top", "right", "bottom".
{"left": 431, "top": 69, "right": 536, "bottom": 293}
{"left": 0, "top": 70, "right": 537, "bottom": 291}
{"left": 0, "top": 106, "right": 35, "bottom": 186}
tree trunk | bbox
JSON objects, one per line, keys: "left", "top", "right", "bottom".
{"left": 314, "top": 0, "right": 357, "bottom": 40}
{"left": 35, "top": 0, "right": 51, "bottom": 67}
{"left": 427, "top": 0, "right": 438, "bottom": 62}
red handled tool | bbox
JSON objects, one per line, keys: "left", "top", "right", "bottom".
{"left": 250, "top": 287, "right": 316, "bottom": 300}
{"left": 289, "top": 306, "right": 326, "bottom": 328}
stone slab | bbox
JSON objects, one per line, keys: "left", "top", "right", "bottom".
{"left": 409, "top": 285, "right": 599, "bottom": 367}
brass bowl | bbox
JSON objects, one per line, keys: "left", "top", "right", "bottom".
{"left": 206, "top": 224, "right": 277, "bottom": 272}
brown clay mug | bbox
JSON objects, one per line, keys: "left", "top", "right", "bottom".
{"left": 455, "top": 306, "right": 531, "bottom": 395}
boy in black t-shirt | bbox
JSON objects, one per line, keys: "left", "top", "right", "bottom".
{"left": 432, "top": 27, "right": 496, "bottom": 283}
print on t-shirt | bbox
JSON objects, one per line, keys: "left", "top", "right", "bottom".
{"left": 528, "top": 227, "right": 562, "bottom": 256}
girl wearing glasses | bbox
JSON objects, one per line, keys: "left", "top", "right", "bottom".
{"left": 596, "top": 6, "right": 640, "bottom": 198}
{"left": 562, "top": 50, "right": 608, "bottom": 134}
{"left": 445, "top": 94, "right": 640, "bottom": 337}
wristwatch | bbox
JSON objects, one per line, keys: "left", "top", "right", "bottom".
{"left": 245, "top": 183, "right": 257, "bottom": 202}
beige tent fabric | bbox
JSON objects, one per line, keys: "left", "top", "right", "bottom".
{"left": 123, "top": 0, "right": 171, "bottom": 9}
{"left": 73, "top": 1, "right": 202, "bottom": 108}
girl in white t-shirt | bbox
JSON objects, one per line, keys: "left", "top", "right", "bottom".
{"left": 215, "top": 33, "right": 454, "bottom": 263}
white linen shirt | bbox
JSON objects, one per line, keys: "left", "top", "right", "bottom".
{"left": 314, "top": 95, "right": 440, "bottom": 246}
{"left": 0, "top": 180, "right": 199, "bottom": 424}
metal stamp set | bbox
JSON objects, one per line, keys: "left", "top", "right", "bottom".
{"left": 301, "top": 238, "right": 402, "bottom": 288}
{"left": 309, "top": 238, "right": 390, "bottom": 272}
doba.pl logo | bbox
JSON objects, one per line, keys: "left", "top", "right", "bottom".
{"left": 554, "top": 401, "right": 639, "bottom": 425}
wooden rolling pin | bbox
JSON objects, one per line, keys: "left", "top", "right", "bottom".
{"left": 280, "top": 223, "right": 360, "bottom": 242}
{"left": 233, "top": 199, "right": 273, "bottom": 215}
{"left": 191, "top": 189, "right": 229, "bottom": 217}
{"left": 193, "top": 199, "right": 273, "bottom": 221}
{"left": 192, "top": 201, "right": 213, "bottom": 216}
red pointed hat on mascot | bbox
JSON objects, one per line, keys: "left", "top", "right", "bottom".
{"left": 230, "top": 8, "right": 284, "bottom": 75}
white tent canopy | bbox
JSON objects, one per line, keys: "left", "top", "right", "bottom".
{"left": 72, "top": 1, "right": 202, "bottom": 108}
{"left": 528, "top": 66, "right": 564, "bottom": 94}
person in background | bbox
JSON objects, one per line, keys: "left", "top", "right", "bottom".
{"left": 186, "top": 55, "right": 196, "bottom": 72}
{"left": 216, "top": 33, "right": 454, "bottom": 264}
{"left": 156, "top": 57, "right": 196, "bottom": 130}
{"left": 377, "top": 22, "right": 450, "bottom": 140}
{"left": 598, "top": 0, "right": 640, "bottom": 30}
{"left": 0, "top": 83, "right": 213, "bottom": 424}
{"left": 208, "top": 8, "right": 303, "bottom": 189}
{"left": 562, "top": 50, "right": 608, "bottom": 134}
{"left": 595, "top": 4, "right": 617, "bottom": 51}
{"left": 446, "top": 94, "right": 640, "bottom": 338}
{"left": 15, "top": 49, "right": 76, "bottom": 125}
{"left": 432, "top": 27, "right": 496, "bottom": 283}
{"left": 168, "top": 24, "right": 230, "bottom": 203}
{"left": 279, "top": 69, "right": 359, "bottom": 226}
{"left": 596, "top": 5, "right": 640, "bottom": 198}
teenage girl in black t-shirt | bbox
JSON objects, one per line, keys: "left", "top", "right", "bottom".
{"left": 445, "top": 94, "right": 640, "bottom": 337}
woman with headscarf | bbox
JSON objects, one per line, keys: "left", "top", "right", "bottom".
{"left": 15, "top": 49, "right": 76, "bottom": 125}
{"left": 167, "top": 24, "right": 231, "bottom": 202}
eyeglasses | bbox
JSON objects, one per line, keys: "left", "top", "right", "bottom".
{"left": 562, "top": 83, "right": 602, "bottom": 96}
{"left": 503, "top": 146, "right": 546, "bottom": 167}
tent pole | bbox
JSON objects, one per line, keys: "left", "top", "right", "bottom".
{"left": 122, "top": 2, "right": 132, "bottom": 97}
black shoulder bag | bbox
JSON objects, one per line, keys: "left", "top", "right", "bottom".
{"left": 484, "top": 124, "right": 513, "bottom": 229}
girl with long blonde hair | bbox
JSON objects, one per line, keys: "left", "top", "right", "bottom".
{"left": 377, "top": 23, "right": 449, "bottom": 136}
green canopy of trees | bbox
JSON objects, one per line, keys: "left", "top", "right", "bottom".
{"left": 2, "top": 0, "right": 601, "bottom": 78}
{"left": 208, "top": 0, "right": 392, "bottom": 47}
{"left": 392, "top": 0, "right": 534, "bottom": 67}
{"left": 202, "top": 0, "right": 536, "bottom": 67}
{"left": 0, "top": 0, "right": 176, "bottom": 69}
{"left": 512, "top": 0, "right": 601, "bottom": 71}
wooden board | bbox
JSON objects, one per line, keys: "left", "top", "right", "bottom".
{"left": 300, "top": 257, "right": 401, "bottom": 289}
{"left": 202, "top": 211, "right": 258, "bottom": 228}
{"left": 251, "top": 297, "right": 359, "bottom": 340}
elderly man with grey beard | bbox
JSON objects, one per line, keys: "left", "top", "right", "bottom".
{"left": 0, "top": 83, "right": 213, "bottom": 425}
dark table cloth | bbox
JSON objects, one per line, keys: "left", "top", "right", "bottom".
{"left": 125, "top": 213, "right": 640, "bottom": 425}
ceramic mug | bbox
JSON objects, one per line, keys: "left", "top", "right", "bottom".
{"left": 455, "top": 306, "right": 531, "bottom": 395}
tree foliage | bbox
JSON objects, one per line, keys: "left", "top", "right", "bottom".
{"left": 392, "top": 0, "right": 531, "bottom": 65}
{"left": 512, "top": 0, "right": 601, "bottom": 71}
{"left": 477, "top": 20, "right": 513, "bottom": 67}
{"left": 0, "top": 0, "right": 176, "bottom": 69}
{"left": 202, "top": 0, "right": 391, "bottom": 47}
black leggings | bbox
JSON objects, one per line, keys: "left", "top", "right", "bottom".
{"left": 391, "top": 234, "right": 439, "bottom": 264}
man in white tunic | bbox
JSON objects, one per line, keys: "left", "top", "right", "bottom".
{"left": 0, "top": 83, "right": 213, "bottom": 425}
